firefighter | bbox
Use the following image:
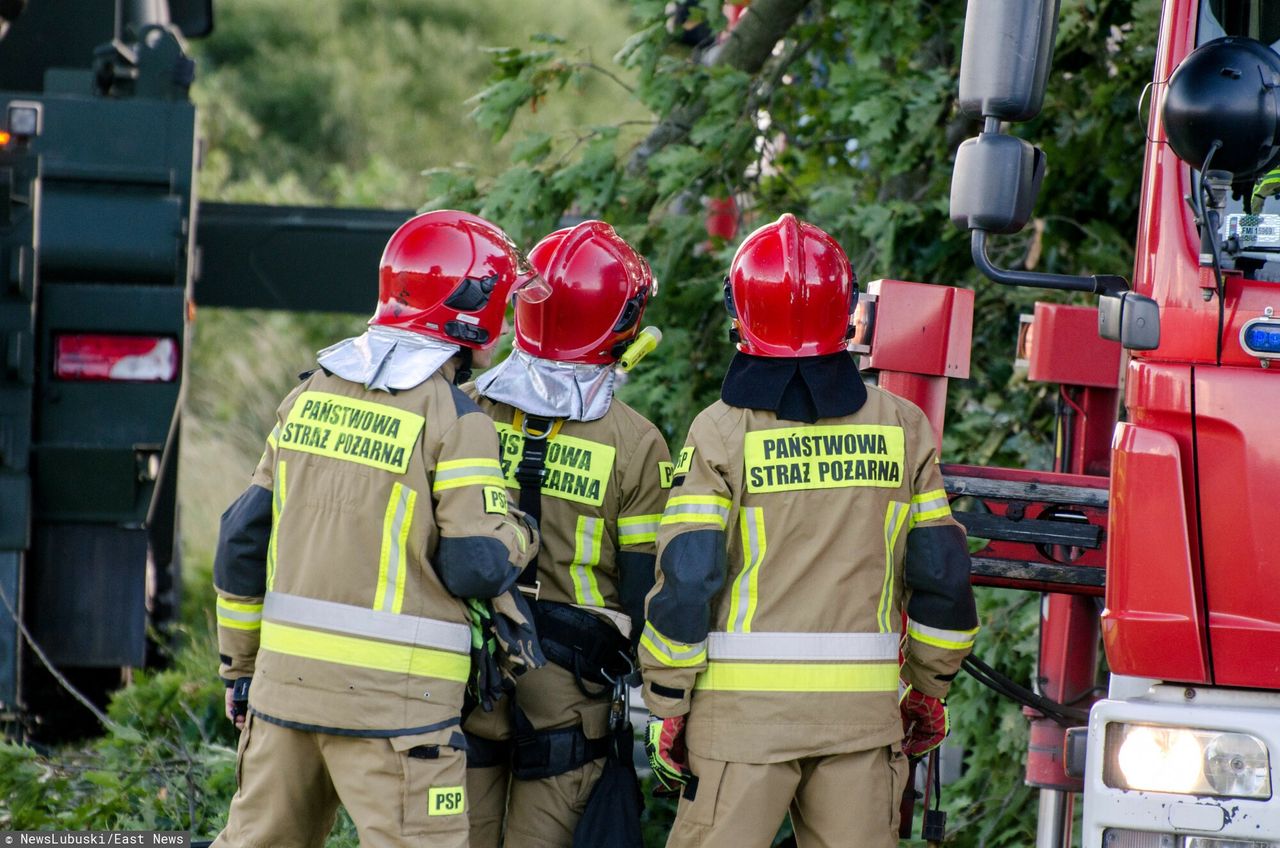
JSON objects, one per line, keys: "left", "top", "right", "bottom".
{"left": 462, "top": 220, "right": 671, "bottom": 848}
{"left": 639, "top": 214, "right": 979, "bottom": 848}
{"left": 211, "top": 210, "right": 546, "bottom": 848}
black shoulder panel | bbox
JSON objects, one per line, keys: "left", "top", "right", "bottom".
{"left": 904, "top": 524, "right": 978, "bottom": 630}
{"left": 449, "top": 382, "right": 484, "bottom": 418}
{"left": 213, "top": 484, "right": 274, "bottom": 597}
{"left": 647, "top": 529, "right": 727, "bottom": 644}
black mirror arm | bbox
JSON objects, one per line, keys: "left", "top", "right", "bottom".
{"left": 971, "top": 230, "right": 1129, "bottom": 295}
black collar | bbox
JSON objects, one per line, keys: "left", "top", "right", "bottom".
{"left": 720, "top": 351, "right": 867, "bottom": 423}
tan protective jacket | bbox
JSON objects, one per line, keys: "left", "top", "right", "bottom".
{"left": 464, "top": 395, "right": 671, "bottom": 741}
{"left": 640, "top": 386, "right": 978, "bottom": 764}
{"left": 214, "top": 366, "right": 537, "bottom": 736}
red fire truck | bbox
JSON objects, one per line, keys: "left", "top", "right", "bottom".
{"left": 859, "top": 1, "right": 1280, "bottom": 845}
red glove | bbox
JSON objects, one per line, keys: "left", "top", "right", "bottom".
{"left": 645, "top": 715, "right": 691, "bottom": 796}
{"left": 900, "top": 686, "right": 949, "bottom": 759}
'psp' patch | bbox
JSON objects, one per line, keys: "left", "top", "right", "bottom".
{"left": 429, "top": 786, "right": 465, "bottom": 816}
{"left": 658, "top": 461, "right": 674, "bottom": 489}
{"left": 483, "top": 485, "right": 509, "bottom": 514}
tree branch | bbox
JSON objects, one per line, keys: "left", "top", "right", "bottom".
{"left": 626, "top": 0, "right": 813, "bottom": 176}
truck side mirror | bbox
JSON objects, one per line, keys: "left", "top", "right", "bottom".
{"left": 959, "top": 0, "right": 1061, "bottom": 122}
{"left": 950, "top": 133, "right": 1045, "bottom": 235}
{"left": 1099, "top": 292, "right": 1160, "bottom": 351}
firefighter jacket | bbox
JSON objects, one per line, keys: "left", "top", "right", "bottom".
{"left": 213, "top": 365, "right": 538, "bottom": 737}
{"left": 640, "top": 384, "right": 978, "bottom": 764}
{"left": 468, "top": 394, "right": 671, "bottom": 641}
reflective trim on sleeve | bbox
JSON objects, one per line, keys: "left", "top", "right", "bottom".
{"left": 216, "top": 597, "right": 263, "bottom": 631}
{"left": 570, "top": 516, "right": 606, "bottom": 606}
{"left": 695, "top": 661, "right": 899, "bottom": 693}
{"left": 639, "top": 622, "right": 707, "bottom": 668}
{"left": 266, "top": 460, "right": 287, "bottom": 591}
{"left": 618, "top": 514, "right": 662, "bottom": 546}
{"left": 910, "top": 488, "right": 951, "bottom": 527}
{"left": 374, "top": 482, "right": 417, "bottom": 614}
{"left": 660, "top": 495, "right": 731, "bottom": 529}
{"left": 260, "top": 621, "right": 470, "bottom": 682}
{"left": 877, "top": 501, "right": 910, "bottom": 632}
{"left": 726, "top": 507, "right": 767, "bottom": 633}
{"left": 432, "top": 458, "right": 506, "bottom": 492}
{"left": 907, "top": 618, "right": 979, "bottom": 651}
{"left": 707, "top": 631, "right": 898, "bottom": 662}
{"left": 263, "top": 591, "right": 471, "bottom": 653}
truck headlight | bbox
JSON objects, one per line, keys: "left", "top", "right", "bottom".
{"left": 1104, "top": 723, "right": 1271, "bottom": 799}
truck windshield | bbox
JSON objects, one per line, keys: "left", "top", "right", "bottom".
{"left": 1197, "top": 0, "right": 1280, "bottom": 281}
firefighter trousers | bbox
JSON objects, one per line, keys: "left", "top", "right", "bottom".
{"left": 212, "top": 713, "right": 469, "bottom": 848}
{"left": 467, "top": 757, "right": 607, "bottom": 848}
{"left": 665, "top": 745, "right": 908, "bottom": 848}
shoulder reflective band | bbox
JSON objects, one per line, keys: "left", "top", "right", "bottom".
{"left": 907, "top": 618, "right": 979, "bottom": 651}
{"left": 570, "top": 515, "right": 606, "bottom": 606}
{"left": 494, "top": 423, "right": 616, "bottom": 507}
{"left": 695, "top": 661, "right": 898, "bottom": 693}
{"left": 374, "top": 483, "right": 417, "bottom": 614}
{"left": 910, "top": 488, "right": 951, "bottom": 527}
{"left": 878, "top": 501, "right": 910, "bottom": 632}
{"left": 266, "top": 460, "right": 287, "bottom": 591}
{"left": 743, "top": 424, "right": 905, "bottom": 494}
{"left": 618, "top": 513, "right": 661, "bottom": 546}
{"left": 216, "top": 597, "right": 263, "bottom": 631}
{"left": 726, "top": 507, "right": 767, "bottom": 633}
{"left": 708, "top": 631, "right": 898, "bottom": 661}
{"left": 640, "top": 621, "right": 707, "bottom": 668}
{"left": 433, "top": 457, "right": 505, "bottom": 493}
{"left": 658, "top": 461, "right": 675, "bottom": 489}
{"left": 660, "top": 494, "right": 731, "bottom": 529}
{"left": 280, "top": 391, "right": 424, "bottom": 474}
{"left": 674, "top": 447, "right": 695, "bottom": 476}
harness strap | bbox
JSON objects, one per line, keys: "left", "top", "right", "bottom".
{"left": 514, "top": 414, "right": 554, "bottom": 590}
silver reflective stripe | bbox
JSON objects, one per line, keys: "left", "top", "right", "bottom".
{"left": 571, "top": 516, "right": 604, "bottom": 606}
{"left": 641, "top": 621, "right": 707, "bottom": 664}
{"left": 217, "top": 606, "right": 261, "bottom": 624}
{"left": 434, "top": 464, "right": 500, "bottom": 482}
{"left": 707, "top": 631, "right": 899, "bottom": 662}
{"left": 667, "top": 503, "right": 729, "bottom": 518}
{"left": 263, "top": 591, "right": 470, "bottom": 654}
{"left": 910, "top": 495, "right": 949, "bottom": 517}
{"left": 379, "top": 484, "right": 413, "bottom": 613}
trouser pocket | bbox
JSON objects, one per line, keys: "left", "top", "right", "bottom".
{"left": 887, "top": 742, "right": 909, "bottom": 834}
{"left": 394, "top": 736, "right": 469, "bottom": 837}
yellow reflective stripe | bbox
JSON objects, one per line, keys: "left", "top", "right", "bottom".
{"left": 661, "top": 494, "right": 731, "bottom": 529}
{"left": 907, "top": 619, "right": 979, "bottom": 651}
{"left": 727, "top": 507, "right": 767, "bottom": 633}
{"left": 618, "top": 513, "right": 661, "bottom": 545}
{"left": 433, "top": 459, "right": 506, "bottom": 493}
{"left": 910, "top": 488, "right": 952, "bottom": 527}
{"left": 695, "top": 661, "right": 899, "bottom": 693}
{"left": 570, "top": 516, "right": 606, "bottom": 606}
{"left": 640, "top": 622, "right": 707, "bottom": 668}
{"left": 877, "top": 501, "right": 910, "bottom": 632}
{"left": 374, "top": 483, "right": 417, "bottom": 614}
{"left": 266, "top": 424, "right": 280, "bottom": 449}
{"left": 216, "top": 597, "right": 263, "bottom": 631}
{"left": 260, "top": 621, "right": 470, "bottom": 682}
{"left": 266, "top": 461, "right": 287, "bottom": 591}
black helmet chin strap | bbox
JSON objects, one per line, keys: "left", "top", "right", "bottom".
{"left": 454, "top": 347, "right": 474, "bottom": 385}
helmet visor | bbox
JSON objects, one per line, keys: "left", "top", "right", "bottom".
{"left": 512, "top": 248, "right": 553, "bottom": 303}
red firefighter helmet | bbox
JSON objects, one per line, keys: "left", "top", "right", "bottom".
{"left": 514, "top": 220, "right": 655, "bottom": 364}
{"left": 726, "top": 213, "right": 857, "bottom": 357}
{"left": 371, "top": 210, "right": 549, "bottom": 350}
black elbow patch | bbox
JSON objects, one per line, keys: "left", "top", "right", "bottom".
{"left": 213, "top": 485, "right": 273, "bottom": 596}
{"left": 437, "top": 535, "right": 517, "bottom": 597}
{"left": 647, "top": 529, "right": 727, "bottom": 644}
{"left": 617, "top": 551, "right": 656, "bottom": 633}
{"left": 905, "top": 524, "right": 978, "bottom": 630}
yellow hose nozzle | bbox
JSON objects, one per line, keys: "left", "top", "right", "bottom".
{"left": 618, "top": 326, "right": 663, "bottom": 372}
